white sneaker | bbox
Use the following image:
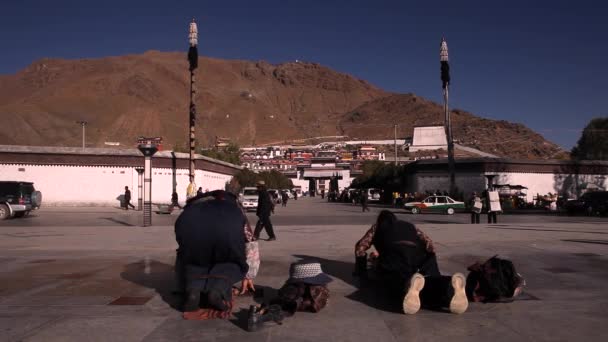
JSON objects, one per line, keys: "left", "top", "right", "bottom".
{"left": 449, "top": 273, "right": 468, "bottom": 314}
{"left": 403, "top": 273, "right": 425, "bottom": 314}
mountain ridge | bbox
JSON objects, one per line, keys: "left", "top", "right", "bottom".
{"left": 0, "top": 51, "right": 563, "bottom": 159}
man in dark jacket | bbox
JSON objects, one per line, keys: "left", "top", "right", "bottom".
{"left": 174, "top": 190, "right": 249, "bottom": 312}
{"left": 361, "top": 190, "right": 370, "bottom": 212}
{"left": 253, "top": 181, "right": 276, "bottom": 241}
{"left": 124, "top": 186, "right": 135, "bottom": 210}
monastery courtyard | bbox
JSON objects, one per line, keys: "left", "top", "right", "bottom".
{"left": 0, "top": 197, "right": 606, "bottom": 341}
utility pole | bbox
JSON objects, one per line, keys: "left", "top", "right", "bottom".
{"left": 394, "top": 124, "right": 398, "bottom": 165}
{"left": 76, "top": 121, "right": 87, "bottom": 150}
{"left": 440, "top": 38, "right": 456, "bottom": 196}
{"left": 186, "top": 19, "right": 199, "bottom": 198}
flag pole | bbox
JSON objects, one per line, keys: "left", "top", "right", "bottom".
{"left": 441, "top": 38, "right": 456, "bottom": 196}
{"left": 187, "top": 19, "right": 199, "bottom": 198}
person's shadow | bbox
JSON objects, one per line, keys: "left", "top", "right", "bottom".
{"left": 120, "top": 259, "right": 182, "bottom": 310}
{"left": 292, "top": 254, "right": 402, "bottom": 313}
{"left": 120, "top": 259, "right": 280, "bottom": 330}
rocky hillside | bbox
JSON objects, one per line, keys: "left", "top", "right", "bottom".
{"left": 338, "top": 94, "right": 563, "bottom": 159}
{"left": 0, "top": 52, "right": 563, "bottom": 159}
{"left": 0, "top": 51, "right": 386, "bottom": 148}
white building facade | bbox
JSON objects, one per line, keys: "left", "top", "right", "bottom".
{"left": 406, "top": 158, "right": 608, "bottom": 202}
{"left": 0, "top": 146, "right": 241, "bottom": 206}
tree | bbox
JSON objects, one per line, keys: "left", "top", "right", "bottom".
{"left": 232, "top": 168, "right": 293, "bottom": 192}
{"left": 200, "top": 142, "right": 242, "bottom": 165}
{"left": 234, "top": 168, "right": 259, "bottom": 188}
{"left": 571, "top": 118, "right": 608, "bottom": 160}
{"left": 258, "top": 170, "right": 293, "bottom": 189}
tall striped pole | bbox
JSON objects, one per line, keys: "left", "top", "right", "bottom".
{"left": 187, "top": 19, "right": 199, "bottom": 198}
{"left": 441, "top": 38, "right": 456, "bottom": 196}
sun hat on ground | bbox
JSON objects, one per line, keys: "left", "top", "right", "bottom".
{"left": 287, "top": 261, "right": 333, "bottom": 285}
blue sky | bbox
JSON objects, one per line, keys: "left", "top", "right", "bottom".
{"left": 1, "top": 0, "right": 606, "bottom": 149}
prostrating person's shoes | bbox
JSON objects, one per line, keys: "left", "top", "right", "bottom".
{"left": 449, "top": 273, "right": 468, "bottom": 314}
{"left": 247, "top": 304, "right": 284, "bottom": 332}
{"left": 403, "top": 273, "right": 425, "bottom": 314}
{"left": 182, "top": 290, "right": 201, "bottom": 312}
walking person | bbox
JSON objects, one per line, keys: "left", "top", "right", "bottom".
{"left": 361, "top": 190, "right": 370, "bottom": 212}
{"left": 253, "top": 181, "right": 276, "bottom": 241}
{"left": 124, "top": 186, "right": 135, "bottom": 210}
{"left": 171, "top": 191, "right": 183, "bottom": 210}
{"left": 294, "top": 191, "right": 298, "bottom": 201}
{"left": 470, "top": 192, "right": 482, "bottom": 224}
{"left": 281, "top": 191, "right": 289, "bottom": 207}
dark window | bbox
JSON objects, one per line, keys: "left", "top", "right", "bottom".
{"left": 19, "top": 183, "right": 34, "bottom": 196}
{"left": 437, "top": 197, "right": 447, "bottom": 204}
{"left": 0, "top": 183, "right": 19, "bottom": 195}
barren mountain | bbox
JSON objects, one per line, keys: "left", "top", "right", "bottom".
{"left": 0, "top": 52, "right": 563, "bottom": 159}
{"left": 338, "top": 94, "right": 564, "bottom": 159}
{"left": 0, "top": 51, "right": 386, "bottom": 148}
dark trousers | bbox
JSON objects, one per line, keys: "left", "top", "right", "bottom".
{"left": 124, "top": 199, "right": 135, "bottom": 210}
{"left": 419, "top": 275, "right": 456, "bottom": 309}
{"left": 487, "top": 212, "right": 497, "bottom": 224}
{"left": 470, "top": 212, "right": 480, "bottom": 224}
{"left": 282, "top": 199, "right": 288, "bottom": 207}
{"left": 174, "top": 251, "right": 242, "bottom": 308}
{"left": 254, "top": 215, "right": 276, "bottom": 239}
{"left": 362, "top": 203, "right": 370, "bottom": 212}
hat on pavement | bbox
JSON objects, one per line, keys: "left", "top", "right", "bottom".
{"left": 256, "top": 181, "right": 266, "bottom": 187}
{"left": 287, "top": 261, "right": 333, "bottom": 285}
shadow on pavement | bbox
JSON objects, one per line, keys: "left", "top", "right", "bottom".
{"left": 292, "top": 254, "right": 402, "bottom": 313}
{"left": 562, "top": 239, "right": 608, "bottom": 245}
{"left": 120, "top": 260, "right": 182, "bottom": 311}
{"left": 102, "top": 217, "right": 136, "bottom": 226}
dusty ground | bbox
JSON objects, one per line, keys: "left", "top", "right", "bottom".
{"left": 0, "top": 197, "right": 606, "bottom": 341}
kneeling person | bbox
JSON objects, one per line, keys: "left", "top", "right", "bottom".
{"left": 354, "top": 210, "right": 468, "bottom": 314}
{"left": 174, "top": 190, "right": 250, "bottom": 314}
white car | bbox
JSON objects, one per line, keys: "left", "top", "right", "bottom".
{"left": 367, "top": 188, "right": 382, "bottom": 202}
{"left": 240, "top": 187, "right": 258, "bottom": 211}
{"left": 404, "top": 195, "right": 466, "bottom": 215}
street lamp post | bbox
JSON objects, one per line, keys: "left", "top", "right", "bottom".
{"left": 137, "top": 137, "right": 161, "bottom": 227}
{"left": 186, "top": 19, "right": 199, "bottom": 198}
{"left": 76, "top": 121, "right": 87, "bottom": 150}
{"left": 440, "top": 38, "right": 456, "bottom": 196}
{"left": 135, "top": 167, "right": 144, "bottom": 211}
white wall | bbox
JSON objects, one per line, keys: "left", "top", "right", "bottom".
{"left": 491, "top": 172, "right": 607, "bottom": 202}
{"left": 411, "top": 171, "right": 607, "bottom": 202}
{"left": 413, "top": 173, "right": 486, "bottom": 196}
{"left": 0, "top": 164, "right": 233, "bottom": 206}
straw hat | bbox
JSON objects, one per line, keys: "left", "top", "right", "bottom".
{"left": 286, "top": 261, "right": 332, "bottom": 285}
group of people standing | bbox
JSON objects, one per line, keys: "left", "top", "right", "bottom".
{"left": 469, "top": 190, "right": 501, "bottom": 224}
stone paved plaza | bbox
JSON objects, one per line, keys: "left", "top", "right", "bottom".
{"left": 0, "top": 198, "right": 607, "bottom": 341}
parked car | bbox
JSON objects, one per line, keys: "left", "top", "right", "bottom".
{"left": 0, "top": 181, "right": 42, "bottom": 219}
{"left": 367, "top": 188, "right": 382, "bottom": 202}
{"left": 404, "top": 195, "right": 465, "bottom": 215}
{"left": 267, "top": 189, "right": 281, "bottom": 204}
{"left": 564, "top": 191, "right": 608, "bottom": 216}
{"left": 239, "top": 187, "right": 258, "bottom": 211}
